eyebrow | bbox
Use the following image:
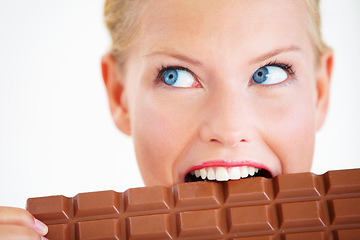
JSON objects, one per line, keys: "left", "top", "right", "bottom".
{"left": 144, "top": 50, "right": 203, "bottom": 66}
{"left": 145, "top": 45, "right": 301, "bottom": 66}
{"left": 249, "top": 45, "right": 301, "bottom": 65}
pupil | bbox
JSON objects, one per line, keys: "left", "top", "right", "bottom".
{"left": 257, "top": 72, "right": 263, "bottom": 77}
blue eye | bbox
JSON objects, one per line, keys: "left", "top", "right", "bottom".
{"left": 164, "top": 69, "right": 178, "bottom": 85}
{"left": 252, "top": 66, "right": 288, "bottom": 85}
{"left": 162, "top": 68, "right": 200, "bottom": 88}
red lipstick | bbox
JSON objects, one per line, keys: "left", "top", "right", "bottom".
{"left": 185, "top": 160, "right": 272, "bottom": 176}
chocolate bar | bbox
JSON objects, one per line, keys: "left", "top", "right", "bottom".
{"left": 26, "top": 168, "right": 360, "bottom": 239}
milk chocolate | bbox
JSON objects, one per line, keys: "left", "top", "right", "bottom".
{"left": 26, "top": 168, "right": 360, "bottom": 239}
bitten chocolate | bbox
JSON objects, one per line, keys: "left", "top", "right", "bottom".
{"left": 26, "top": 168, "right": 360, "bottom": 239}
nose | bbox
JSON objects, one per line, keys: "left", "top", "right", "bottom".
{"left": 199, "top": 88, "right": 251, "bottom": 148}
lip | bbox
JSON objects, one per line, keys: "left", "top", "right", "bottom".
{"left": 183, "top": 160, "right": 273, "bottom": 181}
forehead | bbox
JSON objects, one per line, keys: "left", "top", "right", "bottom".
{"left": 136, "top": 0, "right": 311, "bottom": 61}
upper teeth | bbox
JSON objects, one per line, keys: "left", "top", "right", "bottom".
{"left": 190, "top": 166, "right": 260, "bottom": 181}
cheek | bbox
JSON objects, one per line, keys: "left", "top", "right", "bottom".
{"left": 260, "top": 85, "right": 316, "bottom": 173}
{"left": 132, "top": 106, "right": 175, "bottom": 186}
{"left": 130, "top": 93, "right": 199, "bottom": 186}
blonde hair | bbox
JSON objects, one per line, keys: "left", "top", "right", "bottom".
{"left": 303, "top": 0, "right": 329, "bottom": 59}
{"left": 104, "top": 0, "right": 328, "bottom": 62}
{"left": 104, "top": 0, "right": 144, "bottom": 64}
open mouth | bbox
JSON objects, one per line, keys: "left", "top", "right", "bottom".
{"left": 184, "top": 166, "right": 272, "bottom": 182}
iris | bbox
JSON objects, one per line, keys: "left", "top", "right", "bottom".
{"left": 253, "top": 67, "right": 269, "bottom": 84}
{"left": 164, "top": 69, "right": 178, "bottom": 86}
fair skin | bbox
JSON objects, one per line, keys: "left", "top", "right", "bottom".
{"left": 103, "top": 0, "right": 333, "bottom": 186}
{"left": 0, "top": 0, "right": 333, "bottom": 238}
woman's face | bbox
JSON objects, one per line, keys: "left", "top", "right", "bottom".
{"left": 104, "top": 0, "right": 332, "bottom": 186}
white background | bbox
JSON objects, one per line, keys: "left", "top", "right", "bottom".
{"left": 0, "top": 1, "right": 359, "bottom": 208}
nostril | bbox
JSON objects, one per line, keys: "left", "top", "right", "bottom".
{"left": 210, "top": 138, "right": 247, "bottom": 147}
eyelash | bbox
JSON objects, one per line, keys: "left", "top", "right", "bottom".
{"left": 156, "top": 65, "right": 189, "bottom": 78}
{"left": 263, "top": 60, "right": 295, "bottom": 75}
